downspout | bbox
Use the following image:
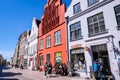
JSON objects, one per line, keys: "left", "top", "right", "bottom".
{"left": 66, "top": 16, "right": 71, "bottom": 76}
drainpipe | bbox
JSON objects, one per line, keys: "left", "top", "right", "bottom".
{"left": 111, "top": 35, "right": 116, "bottom": 59}
{"left": 66, "top": 16, "right": 71, "bottom": 76}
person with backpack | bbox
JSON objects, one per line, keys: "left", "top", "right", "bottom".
{"left": 98, "top": 58, "right": 105, "bottom": 80}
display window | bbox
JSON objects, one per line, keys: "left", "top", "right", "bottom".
{"left": 70, "top": 48, "right": 85, "bottom": 71}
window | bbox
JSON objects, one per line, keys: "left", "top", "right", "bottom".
{"left": 70, "top": 21, "right": 82, "bottom": 41}
{"left": 39, "top": 55, "right": 44, "bottom": 66}
{"left": 88, "top": 0, "right": 99, "bottom": 6}
{"left": 87, "top": 12, "right": 106, "bottom": 36}
{"left": 46, "top": 35, "right": 51, "bottom": 48}
{"left": 73, "top": 2, "right": 81, "bottom": 14}
{"left": 46, "top": 54, "right": 50, "bottom": 63}
{"left": 55, "top": 52, "right": 62, "bottom": 63}
{"left": 40, "top": 39, "right": 44, "bottom": 50}
{"left": 114, "top": 4, "right": 120, "bottom": 30}
{"left": 71, "top": 48, "right": 85, "bottom": 71}
{"left": 54, "top": 30, "right": 61, "bottom": 45}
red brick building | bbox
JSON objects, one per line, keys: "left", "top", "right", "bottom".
{"left": 37, "top": 0, "right": 67, "bottom": 71}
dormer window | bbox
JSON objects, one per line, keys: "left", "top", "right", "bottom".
{"left": 88, "top": 0, "right": 99, "bottom": 6}
{"left": 73, "top": 2, "right": 81, "bottom": 14}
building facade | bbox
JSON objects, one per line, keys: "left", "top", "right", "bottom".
{"left": 28, "top": 18, "right": 40, "bottom": 70}
{"left": 65, "top": 0, "right": 120, "bottom": 79}
{"left": 0, "top": 54, "right": 3, "bottom": 66}
{"left": 37, "top": 0, "right": 68, "bottom": 71}
{"left": 19, "top": 31, "right": 27, "bottom": 68}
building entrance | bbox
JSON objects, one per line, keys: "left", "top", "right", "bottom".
{"left": 92, "top": 44, "right": 111, "bottom": 75}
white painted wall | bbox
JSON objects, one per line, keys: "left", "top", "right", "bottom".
{"left": 66, "top": 0, "right": 120, "bottom": 79}
{"left": 28, "top": 18, "right": 39, "bottom": 70}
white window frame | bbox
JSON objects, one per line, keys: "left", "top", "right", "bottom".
{"left": 40, "top": 39, "right": 44, "bottom": 50}
{"left": 73, "top": 2, "right": 81, "bottom": 14}
{"left": 54, "top": 30, "right": 61, "bottom": 45}
{"left": 88, "top": 0, "right": 99, "bottom": 6}
{"left": 87, "top": 12, "right": 106, "bottom": 37}
{"left": 46, "top": 35, "right": 51, "bottom": 48}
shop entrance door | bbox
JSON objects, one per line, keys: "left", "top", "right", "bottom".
{"left": 92, "top": 44, "right": 111, "bottom": 75}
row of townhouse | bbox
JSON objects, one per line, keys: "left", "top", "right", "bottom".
{"left": 13, "top": 18, "right": 40, "bottom": 70}
{"left": 12, "top": 0, "right": 120, "bottom": 79}
{"left": 0, "top": 54, "right": 3, "bottom": 66}
{"left": 0, "top": 54, "right": 6, "bottom": 66}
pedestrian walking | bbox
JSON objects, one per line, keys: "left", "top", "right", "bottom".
{"left": 20, "top": 64, "right": 23, "bottom": 69}
{"left": 98, "top": 59, "right": 105, "bottom": 80}
{"left": 63, "top": 63, "right": 68, "bottom": 76}
{"left": 47, "top": 62, "right": 52, "bottom": 77}
{"left": 44, "top": 62, "right": 48, "bottom": 77}
{"left": 93, "top": 60, "right": 99, "bottom": 80}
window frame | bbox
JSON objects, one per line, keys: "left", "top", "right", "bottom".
{"left": 54, "top": 30, "right": 61, "bottom": 46}
{"left": 39, "top": 55, "right": 44, "bottom": 66}
{"left": 73, "top": 2, "right": 81, "bottom": 14}
{"left": 46, "top": 35, "right": 51, "bottom": 48}
{"left": 70, "top": 21, "right": 82, "bottom": 41}
{"left": 46, "top": 54, "right": 50, "bottom": 63}
{"left": 40, "top": 39, "right": 44, "bottom": 50}
{"left": 87, "top": 12, "right": 107, "bottom": 37}
{"left": 114, "top": 4, "right": 120, "bottom": 30}
{"left": 87, "top": 0, "right": 99, "bottom": 6}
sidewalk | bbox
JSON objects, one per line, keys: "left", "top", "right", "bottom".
{"left": 18, "top": 68, "right": 92, "bottom": 80}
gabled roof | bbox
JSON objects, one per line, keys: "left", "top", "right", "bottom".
{"left": 35, "top": 19, "right": 41, "bottom": 28}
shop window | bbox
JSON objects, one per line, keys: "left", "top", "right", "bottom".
{"left": 55, "top": 52, "right": 62, "bottom": 63}
{"left": 70, "top": 48, "right": 85, "bottom": 71}
{"left": 73, "top": 2, "right": 81, "bottom": 14}
{"left": 114, "top": 4, "right": 120, "bottom": 30}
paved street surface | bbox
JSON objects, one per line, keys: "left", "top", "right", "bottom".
{"left": 0, "top": 66, "right": 91, "bottom": 80}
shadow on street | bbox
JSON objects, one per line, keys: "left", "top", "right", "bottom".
{"left": 0, "top": 72, "right": 22, "bottom": 77}
{"left": 0, "top": 78, "right": 19, "bottom": 80}
{"left": 0, "top": 66, "right": 22, "bottom": 80}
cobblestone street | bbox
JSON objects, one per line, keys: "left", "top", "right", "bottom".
{"left": 0, "top": 66, "right": 90, "bottom": 80}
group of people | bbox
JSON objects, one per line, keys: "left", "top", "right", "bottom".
{"left": 44, "top": 62, "right": 68, "bottom": 77}
{"left": 93, "top": 58, "right": 106, "bottom": 80}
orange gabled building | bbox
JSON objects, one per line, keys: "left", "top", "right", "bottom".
{"left": 37, "top": 0, "right": 67, "bottom": 71}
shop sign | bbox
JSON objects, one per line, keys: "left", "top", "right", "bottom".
{"left": 55, "top": 52, "right": 62, "bottom": 63}
{"left": 71, "top": 48, "right": 84, "bottom": 54}
{"left": 71, "top": 44, "right": 82, "bottom": 49}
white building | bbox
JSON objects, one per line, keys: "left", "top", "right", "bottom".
{"left": 28, "top": 18, "right": 40, "bottom": 70}
{"left": 65, "top": 0, "right": 120, "bottom": 79}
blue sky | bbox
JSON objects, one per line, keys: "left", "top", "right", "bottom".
{"left": 0, "top": 0, "right": 71, "bottom": 61}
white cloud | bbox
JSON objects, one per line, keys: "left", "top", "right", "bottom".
{"left": 0, "top": 50, "right": 14, "bottom": 61}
